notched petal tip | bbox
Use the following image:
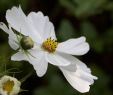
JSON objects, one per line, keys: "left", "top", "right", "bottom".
{"left": 28, "top": 11, "right": 44, "bottom": 18}
{"left": 6, "top": 6, "right": 18, "bottom": 15}
{"left": 60, "top": 57, "right": 98, "bottom": 93}
{"left": 93, "top": 76, "right": 98, "bottom": 80}
{"left": 36, "top": 72, "right": 45, "bottom": 77}
{"left": 37, "top": 11, "right": 44, "bottom": 16}
{"left": 60, "top": 68, "right": 91, "bottom": 93}
{"left": 0, "top": 22, "right": 9, "bottom": 34}
{"left": 56, "top": 36, "right": 90, "bottom": 55}
{"left": 80, "top": 36, "right": 86, "bottom": 41}
{"left": 19, "top": 5, "right": 22, "bottom": 9}
{"left": 11, "top": 55, "right": 16, "bottom": 61}
{"left": 83, "top": 42, "right": 90, "bottom": 54}
{"left": 80, "top": 87, "right": 90, "bottom": 93}
{"left": 0, "top": 22, "right": 4, "bottom": 25}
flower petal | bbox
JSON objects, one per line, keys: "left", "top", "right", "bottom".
{"left": 31, "top": 58, "right": 48, "bottom": 77}
{"left": 60, "top": 69, "right": 91, "bottom": 93}
{"left": 46, "top": 52, "right": 71, "bottom": 66}
{"left": 0, "top": 22, "right": 9, "bottom": 34}
{"left": 11, "top": 49, "right": 48, "bottom": 77}
{"left": 43, "top": 20, "right": 56, "bottom": 40}
{"left": 28, "top": 50, "right": 48, "bottom": 77}
{"left": 27, "top": 12, "right": 45, "bottom": 43}
{"left": 59, "top": 55, "right": 77, "bottom": 72}
{"left": 6, "top": 6, "right": 43, "bottom": 44}
{"left": 29, "top": 56, "right": 48, "bottom": 77}
{"left": 11, "top": 51, "right": 28, "bottom": 61}
{"left": 8, "top": 38, "right": 19, "bottom": 50}
{"left": 27, "top": 12, "right": 56, "bottom": 41}
{"left": 60, "top": 56, "right": 97, "bottom": 93}
{"left": 8, "top": 26, "right": 19, "bottom": 50}
{"left": 6, "top": 6, "right": 29, "bottom": 36}
{"left": 0, "top": 22, "right": 19, "bottom": 50}
{"left": 57, "top": 36, "right": 90, "bottom": 55}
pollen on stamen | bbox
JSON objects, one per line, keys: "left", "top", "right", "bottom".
{"left": 3, "top": 80, "right": 14, "bottom": 93}
{"left": 42, "top": 37, "right": 58, "bottom": 53}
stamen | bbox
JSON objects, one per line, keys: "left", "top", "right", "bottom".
{"left": 3, "top": 80, "right": 14, "bottom": 93}
{"left": 42, "top": 37, "right": 58, "bottom": 53}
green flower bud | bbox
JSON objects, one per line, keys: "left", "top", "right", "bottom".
{"left": 20, "top": 36, "right": 34, "bottom": 50}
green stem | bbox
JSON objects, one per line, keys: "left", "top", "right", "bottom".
{"left": 20, "top": 70, "right": 34, "bottom": 83}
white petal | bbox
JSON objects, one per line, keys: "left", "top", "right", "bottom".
{"left": 0, "top": 22, "right": 16, "bottom": 38}
{"left": 11, "top": 51, "right": 28, "bottom": 61}
{"left": 46, "top": 52, "right": 71, "bottom": 66}
{"left": 60, "top": 56, "right": 97, "bottom": 93}
{"left": 8, "top": 26, "right": 19, "bottom": 50}
{"left": 75, "top": 59, "right": 98, "bottom": 83}
{"left": 0, "top": 22, "right": 9, "bottom": 34}
{"left": 27, "top": 12, "right": 56, "bottom": 41}
{"left": 27, "top": 12, "right": 48, "bottom": 38}
{"left": 60, "top": 68, "right": 91, "bottom": 93}
{"left": 28, "top": 50, "right": 48, "bottom": 77}
{"left": 59, "top": 55, "right": 77, "bottom": 72}
{"left": 43, "top": 20, "right": 56, "bottom": 40}
{"left": 0, "top": 22, "right": 19, "bottom": 50}
{"left": 60, "top": 55, "right": 91, "bottom": 73}
{"left": 57, "top": 36, "right": 90, "bottom": 55}
{"left": 28, "top": 49, "right": 48, "bottom": 76}
{"left": 6, "top": 6, "right": 29, "bottom": 36}
{"left": 32, "top": 58, "right": 48, "bottom": 77}
{"left": 27, "top": 12, "right": 45, "bottom": 43}
{"left": 11, "top": 49, "right": 48, "bottom": 77}
{"left": 76, "top": 69, "right": 97, "bottom": 84}
{"left": 6, "top": 6, "right": 43, "bottom": 44}
{"left": 8, "top": 38, "right": 19, "bottom": 50}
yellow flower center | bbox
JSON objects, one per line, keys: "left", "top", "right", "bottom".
{"left": 42, "top": 37, "right": 58, "bottom": 53}
{"left": 3, "top": 80, "right": 14, "bottom": 93}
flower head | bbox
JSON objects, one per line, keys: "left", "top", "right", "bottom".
{"left": 0, "top": 75, "right": 21, "bottom": 95}
{"left": 0, "top": 6, "right": 98, "bottom": 93}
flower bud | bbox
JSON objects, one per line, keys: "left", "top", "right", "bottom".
{"left": 20, "top": 36, "right": 34, "bottom": 50}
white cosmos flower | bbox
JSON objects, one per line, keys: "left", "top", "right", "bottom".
{"left": 0, "top": 75, "right": 21, "bottom": 95}
{"left": 0, "top": 6, "right": 71, "bottom": 77}
{"left": 0, "top": 6, "right": 98, "bottom": 93}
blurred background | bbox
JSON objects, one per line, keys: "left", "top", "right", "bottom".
{"left": 0, "top": 0, "right": 113, "bottom": 95}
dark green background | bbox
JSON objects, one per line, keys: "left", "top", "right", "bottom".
{"left": 0, "top": 0, "right": 113, "bottom": 95}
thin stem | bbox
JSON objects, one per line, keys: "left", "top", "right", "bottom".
{"left": 20, "top": 70, "right": 34, "bottom": 83}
